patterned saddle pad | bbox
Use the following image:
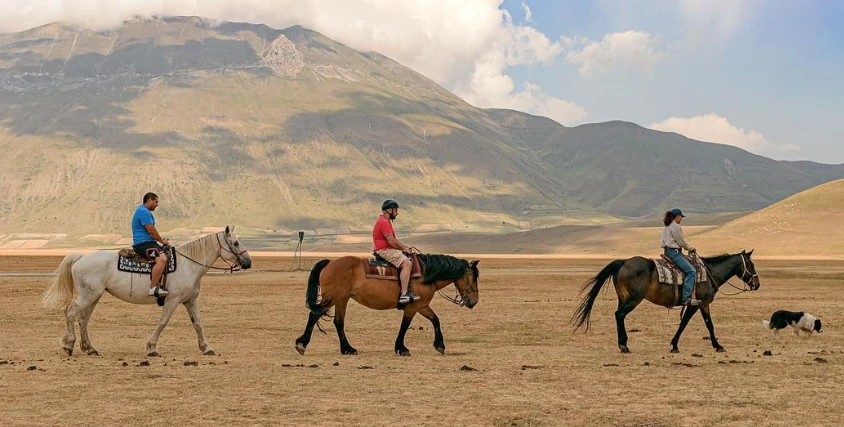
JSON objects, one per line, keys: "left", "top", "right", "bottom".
{"left": 364, "top": 253, "right": 422, "bottom": 281}
{"left": 117, "top": 246, "right": 177, "bottom": 274}
{"left": 654, "top": 252, "right": 707, "bottom": 286}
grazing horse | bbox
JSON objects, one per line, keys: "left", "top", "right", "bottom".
{"left": 572, "top": 250, "right": 760, "bottom": 353}
{"left": 41, "top": 226, "right": 251, "bottom": 357}
{"left": 295, "top": 254, "right": 480, "bottom": 356}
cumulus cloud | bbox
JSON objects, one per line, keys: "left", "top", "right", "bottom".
{"left": 0, "top": 0, "right": 587, "bottom": 125}
{"left": 564, "top": 30, "right": 664, "bottom": 77}
{"left": 650, "top": 113, "right": 800, "bottom": 154}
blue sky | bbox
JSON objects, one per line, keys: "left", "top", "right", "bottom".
{"left": 497, "top": 0, "right": 844, "bottom": 163}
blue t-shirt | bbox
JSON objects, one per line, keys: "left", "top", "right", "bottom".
{"left": 132, "top": 205, "right": 156, "bottom": 245}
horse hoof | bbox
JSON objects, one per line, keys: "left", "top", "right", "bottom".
{"left": 295, "top": 343, "right": 306, "bottom": 355}
{"left": 203, "top": 348, "right": 217, "bottom": 356}
{"left": 62, "top": 347, "right": 73, "bottom": 357}
{"left": 396, "top": 350, "right": 411, "bottom": 357}
{"left": 435, "top": 346, "right": 445, "bottom": 355}
{"left": 716, "top": 347, "right": 726, "bottom": 353}
{"left": 619, "top": 346, "right": 630, "bottom": 354}
{"left": 341, "top": 348, "right": 358, "bottom": 355}
{"left": 670, "top": 348, "right": 680, "bottom": 354}
{"left": 87, "top": 349, "right": 100, "bottom": 356}
{"left": 147, "top": 350, "right": 160, "bottom": 358}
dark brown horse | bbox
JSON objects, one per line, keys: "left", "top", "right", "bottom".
{"left": 572, "top": 250, "right": 761, "bottom": 353}
{"left": 295, "top": 254, "right": 479, "bottom": 356}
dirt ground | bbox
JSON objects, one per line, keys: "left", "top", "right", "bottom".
{"left": 1, "top": 255, "right": 842, "bottom": 426}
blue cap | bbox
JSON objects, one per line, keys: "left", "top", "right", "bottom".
{"left": 670, "top": 208, "right": 686, "bottom": 218}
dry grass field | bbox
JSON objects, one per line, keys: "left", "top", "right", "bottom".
{"left": 1, "top": 255, "right": 842, "bottom": 426}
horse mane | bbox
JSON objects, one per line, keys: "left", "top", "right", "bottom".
{"left": 176, "top": 233, "right": 219, "bottom": 260}
{"left": 417, "top": 254, "right": 469, "bottom": 284}
{"left": 702, "top": 253, "right": 737, "bottom": 264}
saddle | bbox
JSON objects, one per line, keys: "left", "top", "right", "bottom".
{"left": 653, "top": 252, "right": 708, "bottom": 307}
{"left": 117, "top": 246, "right": 177, "bottom": 274}
{"left": 117, "top": 246, "right": 177, "bottom": 307}
{"left": 364, "top": 252, "right": 422, "bottom": 281}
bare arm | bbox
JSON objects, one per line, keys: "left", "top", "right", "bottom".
{"left": 144, "top": 224, "right": 170, "bottom": 245}
{"left": 386, "top": 235, "right": 409, "bottom": 252}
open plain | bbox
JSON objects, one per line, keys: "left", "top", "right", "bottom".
{"left": 1, "top": 255, "right": 842, "bottom": 426}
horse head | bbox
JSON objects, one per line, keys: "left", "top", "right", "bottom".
{"left": 740, "top": 249, "right": 760, "bottom": 290}
{"left": 220, "top": 226, "right": 252, "bottom": 270}
{"left": 454, "top": 260, "right": 480, "bottom": 309}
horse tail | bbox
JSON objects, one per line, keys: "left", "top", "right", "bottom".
{"left": 42, "top": 253, "right": 85, "bottom": 310}
{"left": 571, "top": 259, "right": 625, "bottom": 332}
{"left": 305, "top": 259, "right": 332, "bottom": 315}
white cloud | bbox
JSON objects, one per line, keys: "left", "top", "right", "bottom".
{"left": 650, "top": 113, "right": 800, "bottom": 154}
{"left": 679, "top": 0, "right": 758, "bottom": 42}
{"left": 0, "top": 0, "right": 586, "bottom": 125}
{"left": 521, "top": 1, "right": 533, "bottom": 23}
{"left": 564, "top": 30, "right": 664, "bottom": 77}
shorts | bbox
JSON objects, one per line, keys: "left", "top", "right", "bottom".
{"left": 375, "top": 248, "right": 409, "bottom": 268}
{"left": 133, "top": 241, "right": 165, "bottom": 260}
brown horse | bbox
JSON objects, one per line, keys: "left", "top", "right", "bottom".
{"left": 572, "top": 250, "right": 761, "bottom": 353}
{"left": 295, "top": 254, "right": 480, "bottom": 356}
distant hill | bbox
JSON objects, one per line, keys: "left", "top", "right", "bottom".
{"left": 1, "top": 16, "right": 843, "bottom": 241}
{"left": 694, "top": 179, "right": 844, "bottom": 256}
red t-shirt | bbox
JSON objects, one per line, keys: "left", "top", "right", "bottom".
{"left": 372, "top": 215, "right": 396, "bottom": 251}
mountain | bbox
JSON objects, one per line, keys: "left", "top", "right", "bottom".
{"left": 1, "top": 16, "right": 842, "bottom": 240}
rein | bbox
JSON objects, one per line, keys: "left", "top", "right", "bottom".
{"left": 174, "top": 234, "right": 247, "bottom": 273}
{"left": 702, "top": 254, "right": 757, "bottom": 296}
{"left": 436, "top": 269, "right": 477, "bottom": 307}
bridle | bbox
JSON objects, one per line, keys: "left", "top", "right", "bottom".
{"left": 703, "top": 253, "right": 759, "bottom": 296}
{"left": 175, "top": 233, "right": 248, "bottom": 273}
{"left": 437, "top": 268, "right": 478, "bottom": 307}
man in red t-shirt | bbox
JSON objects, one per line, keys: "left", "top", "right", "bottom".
{"left": 373, "top": 199, "right": 419, "bottom": 304}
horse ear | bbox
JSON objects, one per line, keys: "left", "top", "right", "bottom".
{"left": 225, "top": 226, "right": 230, "bottom": 235}
{"left": 470, "top": 260, "right": 479, "bottom": 267}
{"left": 747, "top": 249, "right": 754, "bottom": 258}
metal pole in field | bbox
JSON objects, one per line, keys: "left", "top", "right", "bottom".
{"left": 292, "top": 230, "right": 305, "bottom": 269}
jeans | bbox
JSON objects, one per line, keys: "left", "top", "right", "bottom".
{"left": 664, "top": 248, "right": 697, "bottom": 300}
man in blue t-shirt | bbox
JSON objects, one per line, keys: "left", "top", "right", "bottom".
{"left": 132, "top": 192, "right": 170, "bottom": 297}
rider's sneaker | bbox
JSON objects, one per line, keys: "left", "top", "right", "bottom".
{"left": 148, "top": 286, "right": 168, "bottom": 297}
{"left": 683, "top": 298, "right": 701, "bottom": 307}
{"left": 407, "top": 290, "right": 421, "bottom": 301}
{"left": 398, "top": 294, "right": 411, "bottom": 304}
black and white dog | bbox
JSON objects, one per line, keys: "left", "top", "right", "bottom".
{"left": 762, "top": 310, "right": 822, "bottom": 335}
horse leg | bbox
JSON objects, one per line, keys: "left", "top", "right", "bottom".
{"left": 184, "top": 297, "right": 215, "bottom": 356}
{"left": 670, "top": 306, "right": 700, "bottom": 353}
{"left": 699, "top": 305, "right": 725, "bottom": 352}
{"left": 78, "top": 297, "right": 102, "bottom": 355}
{"left": 61, "top": 290, "right": 100, "bottom": 356}
{"left": 395, "top": 309, "right": 418, "bottom": 357}
{"left": 615, "top": 298, "right": 642, "bottom": 353}
{"left": 418, "top": 306, "right": 445, "bottom": 354}
{"left": 145, "top": 298, "right": 181, "bottom": 357}
{"left": 333, "top": 298, "right": 357, "bottom": 355}
{"left": 295, "top": 311, "right": 323, "bottom": 355}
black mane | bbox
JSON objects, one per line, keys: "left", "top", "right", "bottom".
{"left": 417, "top": 254, "right": 469, "bottom": 284}
{"left": 702, "top": 253, "right": 739, "bottom": 264}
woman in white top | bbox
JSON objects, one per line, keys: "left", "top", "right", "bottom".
{"left": 661, "top": 208, "right": 701, "bottom": 306}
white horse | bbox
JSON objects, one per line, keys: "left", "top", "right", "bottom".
{"left": 42, "top": 226, "right": 252, "bottom": 357}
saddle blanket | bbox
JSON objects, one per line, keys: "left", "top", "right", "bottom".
{"left": 364, "top": 253, "right": 422, "bottom": 281}
{"left": 117, "top": 246, "right": 177, "bottom": 274}
{"left": 654, "top": 252, "right": 707, "bottom": 286}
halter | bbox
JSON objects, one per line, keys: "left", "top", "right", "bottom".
{"left": 175, "top": 233, "right": 248, "bottom": 273}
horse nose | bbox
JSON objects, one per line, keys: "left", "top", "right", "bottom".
{"left": 242, "top": 258, "right": 252, "bottom": 270}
